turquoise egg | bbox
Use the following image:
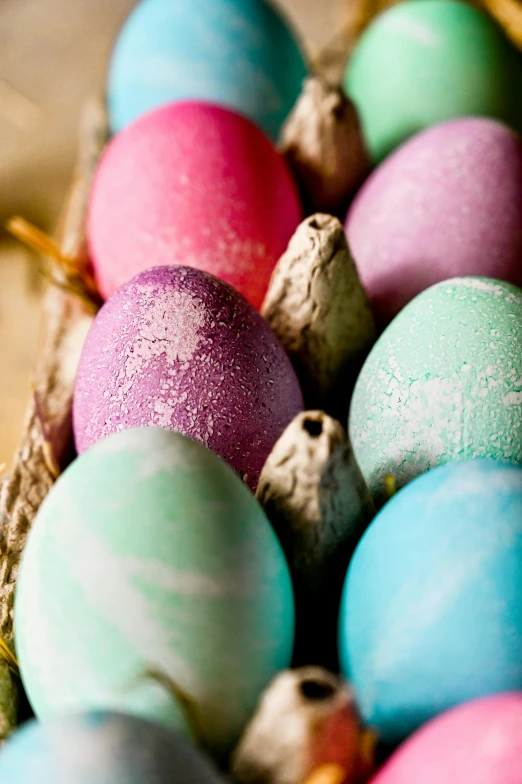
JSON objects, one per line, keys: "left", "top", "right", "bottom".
{"left": 107, "top": 0, "right": 308, "bottom": 140}
{"left": 349, "top": 278, "right": 522, "bottom": 508}
{"left": 0, "top": 711, "right": 224, "bottom": 784}
{"left": 339, "top": 460, "right": 522, "bottom": 746}
{"left": 15, "top": 428, "right": 294, "bottom": 760}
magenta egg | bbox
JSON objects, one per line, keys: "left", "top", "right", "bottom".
{"left": 73, "top": 266, "right": 303, "bottom": 489}
{"left": 346, "top": 118, "right": 522, "bottom": 326}
{"left": 372, "top": 693, "right": 522, "bottom": 784}
{"left": 88, "top": 101, "right": 302, "bottom": 309}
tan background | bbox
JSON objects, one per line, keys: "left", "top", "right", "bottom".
{"left": 0, "top": 0, "right": 345, "bottom": 465}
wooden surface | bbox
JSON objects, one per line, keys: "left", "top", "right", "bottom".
{"left": 0, "top": 0, "right": 345, "bottom": 465}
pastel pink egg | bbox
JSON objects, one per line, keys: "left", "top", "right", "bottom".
{"left": 73, "top": 265, "right": 304, "bottom": 489}
{"left": 88, "top": 101, "right": 302, "bottom": 309}
{"left": 346, "top": 118, "right": 522, "bottom": 326}
{"left": 372, "top": 693, "right": 522, "bottom": 784}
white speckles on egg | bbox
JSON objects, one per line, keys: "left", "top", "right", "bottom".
{"left": 88, "top": 101, "right": 302, "bottom": 308}
{"left": 349, "top": 277, "right": 522, "bottom": 506}
{"left": 346, "top": 118, "right": 522, "bottom": 326}
{"left": 73, "top": 266, "right": 303, "bottom": 489}
{"left": 129, "top": 284, "right": 207, "bottom": 367}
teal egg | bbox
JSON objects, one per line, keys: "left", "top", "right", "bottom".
{"left": 344, "top": 0, "right": 522, "bottom": 163}
{"left": 15, "top": 428, "right": 294, "bottom": 759}
{"left": 339, "top": 460, "right": 522, "bottom": 745}
{"left": 107, "top": 0, "right": 308, "bottom": 140}
{"left": 349, "top": 278, "right": 522, "bottom": 507}
{"left": 0, "top": 711, "right": 224, "bottom": 784}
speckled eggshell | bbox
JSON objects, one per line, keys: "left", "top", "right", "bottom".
{"left": 0, "top": 711, "right": 225, "bottom": 784}
{"left": 73, "top": 265, "right": 304, "bottom": 489}
{"left": 371, "top": 693, "right": 522, "bottom": 784}
{"left": 107, "top": 0, "right": 308, "bottom": 141}
{"left": 344, "top": 0, "right": 522, "bottom": 163}
{"left": 345, "top": 118, "right": 522, "bottom": 326}
{"left": 349, "top": 277, "right": 522, "bottom": 507}
{"left": 15, "top": 428, "right": 295, "bottom": 759}
{"left": 339, "top": 460, "right": 522, "bottom": 747}
{"left": 88, "top": 101, "right": 302, "bottom": 308}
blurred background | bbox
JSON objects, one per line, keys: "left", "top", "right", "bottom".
{"left": 0, "top": 0, "right": 344, "bottom": 464}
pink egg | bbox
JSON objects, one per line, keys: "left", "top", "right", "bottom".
{"left": 372, "top": 693, "right": 522, "bottom": 784}
{"left": 88, "top": 101, "right": 302, "bottom": 309}
{"left": 346, "top": 118, "right": 522, "bottom": 326}
{"left": 73, "top": 265, "right": 304, "bottom": 489}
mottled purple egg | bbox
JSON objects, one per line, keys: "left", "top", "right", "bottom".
{"left": 346, "top": 118, "right": 522, "bottom": 326}
{"left": 73, "top": 266, "right": 303, "bottom": 488}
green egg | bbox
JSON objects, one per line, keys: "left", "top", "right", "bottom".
{"left": 14, "top": 428, "right": 294, "bottom": 761}
{"left": 344, "top": 0, "right": 522, "bottom": 163}
{"left": 349, "top": 278, "right": 522, "bottom": 507}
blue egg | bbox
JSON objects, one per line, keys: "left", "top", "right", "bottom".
{"left": 107, "top": 0, "right": 308, "bottom": 140}
{"left": 0, "top": 711, "right": 224, "bottom": 784}
{"left": 339, "top": 460, "right": 522, "bottom": 746}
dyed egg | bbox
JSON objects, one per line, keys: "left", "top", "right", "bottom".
{"left": 15, "top": 428, "right": 295, "bottom": 759}
{"left": 345, "top": 118, "right": 522, "bottom": 326}
{"left": 88, "top": 101, "right": 302, "bottom": 307}
{"left": 339, "top": 460, "right": 522, "bottom": 746}
{"left": 0, "top": 711, "right": 224, "bottom": 784}
{"left": 372, "top": 694, "right": 522, "bottom": 784}
{"left": 107, "top": 0, "right": 308, "bottom": 140}
{"left": 73, "top": 266, "right": 304, "bottom": 489}
{"left": 349, "top": 278, "right": 522, "bottom": 507}
{"left": 344, "top": 0, "right": 522, "bottom": 163}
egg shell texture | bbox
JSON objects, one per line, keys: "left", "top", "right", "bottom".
{"left": 344, "top": 0, "right": 522, "bottom": 162}
{"left": 73, "top": 265, "right": 304, "bottom": 489}
{"left": 0, "top": 711, "right": 225, "bottom": 784}
{"left": 345, "top": 117, "right": 522, "bottom": 326}
{"left": 107, "top": 0, "right": 308, "bottom": 140}
{"left": 15, "top": 428, "right": 295, "bottom": 759}
{"left": 88, "top": 101, "right": 302, "bottom": 307}
{"left": 339, "top": 460, "right": 522, "bottom": 746}
{"left": 349, "top": 277, "right": 522, "bottom": 507}
{"left": 372, "top": 693, "right": 522, "bottom": 784}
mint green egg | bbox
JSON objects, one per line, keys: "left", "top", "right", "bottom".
{"left": 15, "top": 428, "right": 294, "bottom": 760}
{"left": 349, "top": 278, "right": 522, "bottom": 508}
{"left": 344, "top": 0, "right": 522, "bottom": 163}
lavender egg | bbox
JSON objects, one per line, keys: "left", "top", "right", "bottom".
{"left": 73, "top": 266, "right": 303, "bottom": 488}
{"left": 346, "top": 118, "right": 522, "bottom": 326}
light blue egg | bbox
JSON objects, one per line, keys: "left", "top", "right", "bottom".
{"left": 107, "top": 0, "right": 308, "bottom": 140}
{"left": 0, "top": 711, "right": 224, "bottom": 784}
{"left": 339, "top": 459, "right": 522, "bottom": 746}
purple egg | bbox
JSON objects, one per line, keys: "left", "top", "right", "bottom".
{"left": 346, "top": 118, "right": 522, "bottom": 326}
{"left": 73, "top": 266, "right": 303, "bottom": 488}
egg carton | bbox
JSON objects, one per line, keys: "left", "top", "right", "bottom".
{"left": 0, "top": 0, "right": 519, "bottom": 750}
